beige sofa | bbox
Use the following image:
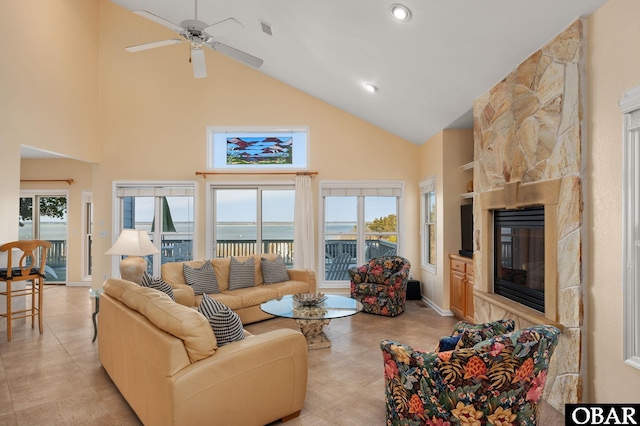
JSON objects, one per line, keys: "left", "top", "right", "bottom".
{"left": 98, "top": 278, "right": 308, "bottom": 426}
{"left": 161, "top": 254, "right": 316, "bottom": 324}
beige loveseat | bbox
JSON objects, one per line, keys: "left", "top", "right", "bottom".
{"left": 161, "top": 254, "right": 316, "bottom": 324}
{"left": 98, "top": 278, "right": 308, "bottom": 426}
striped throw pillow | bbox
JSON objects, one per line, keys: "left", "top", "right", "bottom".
{"left": 261, "top": 255, "right": 290, "bottom": 284}
{"left": 197, "top": 294, "right": 245, "bottom": 346}
{"left": 228, "top": 257, "right": 255, "bottom": 290}
{"left": 182, "top": 262, "right": 220, "bottom": 295}
{"left": 141, "top": 272, "right": 175, "bottom": 301}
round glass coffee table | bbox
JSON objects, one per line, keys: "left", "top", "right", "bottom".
{"left": 261, "top": 294, "right": 363, "bottom": 349}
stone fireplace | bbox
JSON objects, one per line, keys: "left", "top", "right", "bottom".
{"left": 471, "top": 20, "right": 584, "bottom": 412}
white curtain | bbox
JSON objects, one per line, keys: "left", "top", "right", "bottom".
{"left": 294, "top": 175, "right": 315, "bottom": 269}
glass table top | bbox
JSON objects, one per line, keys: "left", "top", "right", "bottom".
{"left": 261, "top": 294, "right": 363, "bottom": 320}
{"left": 89, "top": 288, "right": 104, "bottom": 298}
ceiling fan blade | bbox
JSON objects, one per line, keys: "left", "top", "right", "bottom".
{"left": 191, "top": 47, "right": 207, "bottom": 78}
{"left": 125, "top": 39, "right": 183, "bottom": 52}
{"left": 204, "top": 18, "right": 244, "bottom": 38}
{"left": 206, "top": 42, "right": 264, "bottom": 68}
{"left": 133, "top": 10, "right": 185, "bottom": 34}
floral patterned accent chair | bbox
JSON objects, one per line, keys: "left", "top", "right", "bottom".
{"left": 435, "top": 319, "right": 516, "bottom": 352}
{"left": 349, "top": 256, "right": 411, "bottom": 317}
{"left": 381, "top": 324, "right": 561, "bottom": 425}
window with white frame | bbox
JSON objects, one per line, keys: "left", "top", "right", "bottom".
{"left": 82, "top": 191, "right": 92, "bottom": 281}
{"left": 207, "top": 127, "right": 309, "bottom": 170}
{"left": 208, "top": 183, "right": 295, "bottom": 265}
{"left": 320, "top": 181, "right": 403, "bottom": 286}
{"left": 620, "top": 87, "right": 640, "bottom": 370}
{"left": 113, "top": 183, "right": 195, "bottom": 277}
{"left": 420, "top": 177, "right": 436, "bottom": 271}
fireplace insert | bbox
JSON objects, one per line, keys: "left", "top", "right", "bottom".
{"left": 493, "top": 206, "right": 545, "bottom": 312}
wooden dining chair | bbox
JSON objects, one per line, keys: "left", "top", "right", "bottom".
{"left": 0, "top": 240, "right": 51, "bottom": 341}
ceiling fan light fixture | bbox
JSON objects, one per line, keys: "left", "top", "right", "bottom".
{"left": 390, "top": 4, "right": 411, "bottom": 21}
{"left": 363, "top": 83, "right": 379, "bottom": 93}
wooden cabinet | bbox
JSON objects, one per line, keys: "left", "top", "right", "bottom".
{"left": 449, "top": 254, "right": 474, "bottom": 322}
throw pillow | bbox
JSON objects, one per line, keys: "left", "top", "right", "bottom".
{"left": 228, "top": 257, "right": 255, "bottom": 290}
{"left": 140, "top": 272, "right": 175, "bottom": 301}
{"left": 183, "top": 262, "right": 220, "bottom": 295}
{"left": 197, "top": 294, "right": 245, "bottom": 346}
{"left": 261, "top": 255, "right": 289, "bottom": 284}
{"left": 435, "top": 335, "right": 462, "bottom": 352}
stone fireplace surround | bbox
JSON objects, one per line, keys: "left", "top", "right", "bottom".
{"left": 471, "top": 19, "right": 584, "bottom": 412}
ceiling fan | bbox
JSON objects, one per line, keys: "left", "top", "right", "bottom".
{"left": 125, "top": 1, "right": 263, "bottom": 78}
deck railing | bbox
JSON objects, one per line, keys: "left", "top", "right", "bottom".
{"left": 45, "top": 238, "right": 397, "bottom": 279}
{"left": 215, "top": 240, "right": 295, "bottom": 265}
{"left": 46, "top": 240, "right": 66, "bottom": 267}
{"left": 160, "top": 238, "right": 396, "bottom": 266}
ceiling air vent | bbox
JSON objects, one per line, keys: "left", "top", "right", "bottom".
{"left": 260, "top": 20, "right": 273, "bottom": 36}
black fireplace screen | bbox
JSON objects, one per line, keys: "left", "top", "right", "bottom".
{"left": 494, "top": 206, "right": 545, "bottom": 312}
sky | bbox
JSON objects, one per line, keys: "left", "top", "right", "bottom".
{"left": 135, "top": 192, "right": 397, "bottom": 223}
{"left": 31, "top": 192, "right": 398, "bottom": 226}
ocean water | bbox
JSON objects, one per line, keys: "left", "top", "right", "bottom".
{"left": 21, "top": 222, "right": 358, "bottom": 241}
{"left": 216, "top": 222, "right": 356, "bottom": 240}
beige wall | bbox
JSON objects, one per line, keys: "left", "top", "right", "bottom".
{"left": 586, "top": 0, "right": 640, "bottom": 403}
{"left": 418, "top": 129, "right": 474, "bottom": 310}
{"left": 0, "top": 0, "right": 99, "bottom": 244}
{"left": 419, "top": 132, "right": 445, "bottom": 304}
{"left": 442, "top": 129, "right": 474, "bottom": 279}
{"left": 92, "top": 0, "right": 422, "bottom": 287}
{"left": 20, "top": 159, "right": 94, "bottom": 284}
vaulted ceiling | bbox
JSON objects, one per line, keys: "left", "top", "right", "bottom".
{"left": 26, "top": 0, "right": 610, "bottom": 160}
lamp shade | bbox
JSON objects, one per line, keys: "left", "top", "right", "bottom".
{"left": 105, "top": 229, "right": 159, "bottom": 256}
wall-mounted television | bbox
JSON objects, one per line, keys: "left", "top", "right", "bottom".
{"left": 460, "top": 203, "right": 473, "bottom": 258}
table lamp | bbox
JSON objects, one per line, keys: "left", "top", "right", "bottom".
{"left": 105, "top": 229, "right": 159, "bottom": 284}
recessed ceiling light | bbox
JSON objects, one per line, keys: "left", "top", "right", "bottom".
{"left": 363, "top": 83, "right": 378, "bottom": 93}
{"left": 390, "top": 4, "right": 411, "bottom": 21}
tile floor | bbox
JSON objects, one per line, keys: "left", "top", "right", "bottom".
{"left": 0, "top": 286, "right": 564, "bottom": 425}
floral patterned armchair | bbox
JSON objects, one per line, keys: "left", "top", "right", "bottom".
{"left": 349, "top": 256, "right": 411, "bottom": 317}
{"left": 381, "top": 324, "right": 561, "bottom": 425}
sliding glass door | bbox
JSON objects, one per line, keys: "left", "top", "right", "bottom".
{"left": 114, "top": 184, "right": 195, "bottom": 277}
{"left": 19, "top": 193, "right": 68, "bottom": 283}
{"left": 211, "top": 186, "right": 295, "bottom": 265}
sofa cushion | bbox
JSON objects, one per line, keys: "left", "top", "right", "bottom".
{"left": 104, "top": 279, "right": 217, "bottom": 362}
{"left": 207, "top": 292, "right": 244, "bottom": 310}
{"left": 227, "top": 285, "right": 279, "bottom": 307}
{"left": 103, "top": 278, "right": 139, "bottom": 300}
{"left": 143, "top": 296, "right": 218, "bottom": 362}
{"left": 198, "top": 294, "right": 245, "bottom": 346}
{"left": 141, "top": 272, "right": 175, "bottom": 301}
{"left": 183, "top": 261, "right": 220, "bottom": 295}
{"left": 161, "top": 260, "right": 191, "bottom": 286}
{"left": 261, "top": 255, "right": 290, "bottom": 284}
{"left": 262, "top": 280, "right": 312, "bottom": 299}
{"left": 229, "top": 257, "right": 255, "bottom": 290}
{"left": 120, "top": 285, "right": 170, "bottom": 312}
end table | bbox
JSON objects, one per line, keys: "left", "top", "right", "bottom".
{"left": 89, "top": 288, "right": 104, "bottom": 342}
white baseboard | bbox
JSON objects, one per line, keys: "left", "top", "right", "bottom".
{"left": 67, "top": 282, "right": 91, "bottom": 287}
{"left": 421, "top": 296, "right": 454, "bottom": 317}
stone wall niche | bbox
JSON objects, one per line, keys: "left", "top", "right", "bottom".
{"left": 472, "top": 19, "right": 584, "bottom": 412}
